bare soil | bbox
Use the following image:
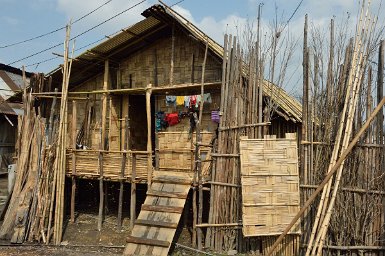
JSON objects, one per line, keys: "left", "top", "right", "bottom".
{"left": 0, "top": 176, "right": 207, "bottom": 255}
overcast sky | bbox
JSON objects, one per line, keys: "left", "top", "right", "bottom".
{"left": 0, "top": 0, "right": 383, "bottom": 94}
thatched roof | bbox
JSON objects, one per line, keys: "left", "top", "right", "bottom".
{"left": 47, "top": 4, "right": 302, "bottom": 123}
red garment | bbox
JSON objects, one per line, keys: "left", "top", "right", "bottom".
{"left": 190, "top": 95, "right": 197, "bottom": 108}
{"left": 165, "top": 113, "right": 180, "bottom": 126}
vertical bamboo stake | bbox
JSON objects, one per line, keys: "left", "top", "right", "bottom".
{"left": 302, "top": 14, "right": 309, "bottom": 186}
{"left": 48, "top": 88, "right": 58, "bottom": 144}
{"left": 130, "top": 153, "right": 136, "bottom": 231}
{"left": 70, "top": 101, "right": 77, "bottom": 223}
{"left": 118, "top": 115, "right": 129, "bottom": 230}
{"left": 257, "top": 4, "right": 263, "bottom": 138}
{"left": 53, "top": 23, "right": 73, "bottom": 245}
{"left": 108, "top": 97, "right": 113, "bottom": 150}
{"left": 377, "top": 41, "right": 384, "bottom": 236}
{"left": 146, "top": 84, "right": 153, "bottom": 185}
{"left": 98, "top": 59, "right": 109, "bottom": 231}
{"left": 97, "top": 129, "right": 104, "bottom": 232}
{"left": 191, "top": 54, "right": 195, "bottom": 83}
{"left": 326, "top": 19, "right": 335, "bottom": 108}
{"left": 377, "top": 40, "right": 384, "bottom": 144}
{"left": 170, "top": 23, "right": 175, "bottom": 86}
{"left": 196, "top": 37, "right": 208, "bottom": 250}
{"left": 192, "top": 186, "right": 197, "bottom": 248}
{"left": 206, "top": 34, "right": 229, "bottom": 249}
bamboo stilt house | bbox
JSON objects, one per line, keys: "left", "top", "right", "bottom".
{"left": 0, "top": 3, "right": 303, "bottom": 255}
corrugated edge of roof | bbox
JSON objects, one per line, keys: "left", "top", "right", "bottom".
{"left": 0, "top": 63, "right": 33, "bottom": 77}
{"left": 0, "top": 95, "right": 17, "bottom": 115}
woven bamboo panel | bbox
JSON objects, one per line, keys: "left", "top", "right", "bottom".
{"left": 240, "top": 133, "right": 300, "bottom": 237}
{"left": 66, "top": 150, "right": 148, "bottom": 182}
{"left": 157, "top": 132, "right": 212, "bottom": 173}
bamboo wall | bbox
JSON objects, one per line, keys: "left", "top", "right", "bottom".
{"left": 65, "top": 150, "right": 148, "bottom": 182}
{"left": 120, "top": 28, "right": 222, "bottom": 88}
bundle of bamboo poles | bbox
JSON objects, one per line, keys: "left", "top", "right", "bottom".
{"left": 305, "top": 2, "right": 380, "bottom": 255}
{"left": 0, "top": 72, "right": 60, "bottom": 243}
{"left": 0, "top": 24, "right": 74, "bottom": 246}
{"left": 203, "top": 31, "right": 266, "bottom": 252}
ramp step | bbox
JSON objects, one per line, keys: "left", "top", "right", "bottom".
{"left": 126, "top": 235, "right": 170, "bottom": 247}
{"left": 141, "top": 204, "right": 184, "bottom": 214}
{"left": 135, "top": 219, "right": 178, "bottom": 229}
{"left": 152, "top": 176, "right": 191, "bottom": 185}
{"left": 146, "top": 190, "right": 187, "bottom": 199}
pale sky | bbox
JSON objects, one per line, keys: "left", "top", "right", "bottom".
{"left": 0, "top": 0, "right": 383, "bottom": 95}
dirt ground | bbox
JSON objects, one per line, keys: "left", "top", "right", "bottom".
{"left": 0, "top": 175, "right": 204, "bottom": 255}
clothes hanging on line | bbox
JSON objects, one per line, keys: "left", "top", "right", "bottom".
{"left": 165, "top": 112, "right": 180, "bottom": 126}
{"left": 211, "top": 110, "right": 220, "bottom": 123}
{"left": 165, "top": 95, "right": 176, "bottom": 106}
{"left": 176, "top": 96, "right": 184, "bottom": 106}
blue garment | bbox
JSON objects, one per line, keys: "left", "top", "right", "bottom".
{"left": 203, "top": 93, "right": 212, "bottom": 103}
{"left": 165, "top": 95, "right": 176, "bottom": 106}
{"left": 184, "top": 96, "right": 190, "bottom": 108}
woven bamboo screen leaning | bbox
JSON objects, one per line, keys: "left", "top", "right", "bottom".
{"left": 240, "top": 133, "right": 301, "bottom": 237}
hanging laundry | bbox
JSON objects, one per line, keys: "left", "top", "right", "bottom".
{"left": 184, "top": 96, "right": 190, "bottom": 108}
{"left": 165, "top": 95, "right": 176, "bottom": 106}
{"left": 211, "top": 110, "right": 220, "bottom": 123}
{"left": 176, "top": 96, "right": 184, "bottom": 106}
{"left": 196, "top": 95, "right": 202, "bottom": 108}
{"left": 155, "top": 111, "right": 168, "bottom": 131}
{"left": 190, "top": 95, "right": 197, "bottom": 108}
{"left": 165, "top": 112, "right": 180, "bottom": 126}
{"left": 203, "top": 93, "right": 212, "bottom": 103}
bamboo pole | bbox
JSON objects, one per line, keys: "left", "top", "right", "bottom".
{"left": 196, "top": 37, "right": 208, "bottom": 250}
{"left": 53, "top": 23, "right": 73, "bottom": 245}
{"left": 98, "top": 59, "right": 109, "bottom": 231}
{"left": 146, "top": 84, "right": 153, "bottom": 185}
{"left": 130, "top": 153, "right": 136, "bottom": 231}
{"left": 326, "top": 19, "right": 335, "bottom": 107}
{"left": 70, "top": 101, "right": 77, "bottom": 223}
{"left": 267, "top": 95, "right": 385, "bottom": 256}
{"left": 170, "top": 23, "right": 175, "bottom": 86}
{"left": 117, "top": 116, "right": 129, "bottom": 230}
{"left": 257, "top": 4, "right": 262, "bottom": 139}
{"left": 206, "top": 34, "right": 229, "bottom": 249}
{"left": 301, "top": 14, "right": 309, "bottom": 187}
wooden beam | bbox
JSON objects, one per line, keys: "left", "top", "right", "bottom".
{"left": 152, "top": 176, "right": 191, "bottom": 185}
{"left": 146, "top": 190, "right": 187, "bottom": 199}
{"left": 141, "top": 204, "right": 184, "bottom": 214}
{"left": 135, "top": 219, "right": 178, "bottom": 229}
{"left": 126, "top": 235, "right": 170, "bottom": 247}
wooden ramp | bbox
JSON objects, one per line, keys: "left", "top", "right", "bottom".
{"left": 123, "top": 170, "right": 192, "bottom": 256}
